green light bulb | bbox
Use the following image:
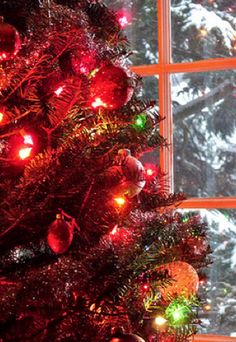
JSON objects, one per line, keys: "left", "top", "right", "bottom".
{"left": 133, "top": 114, "right": 147, "bottom": 130}
{"left": 172, "top": 308, "right": 183, "bottom": 321}
{"left": 165, "top": 299, "right": 191, "bottom": 327}
{"left": 136, "top": 117, "right": 143, "bottom": 126}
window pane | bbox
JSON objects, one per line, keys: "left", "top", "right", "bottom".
{"left": 172, "top": 70, "right": 236, "bottom": 197}
{"left": 178, "top": 209, "right": 236, "bottom": 337}
{"left": 142, "top": 76, "right": 158, "bottom": 100}
{"left": 171, "top": 0, "right": 236, "bottom": 62}
{"left": 140, "top": 76, "right": 159, "bottom": 165}
{"left": 104, "top": 0, "right": 158, "bottom": 65}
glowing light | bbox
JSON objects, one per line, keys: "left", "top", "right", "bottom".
{"left": 133, "top": 114, "right": 147, "bottom": 130}
{"left": 91, "top": 97, "right": 107, "bottom": 109}
{"left": 23, "top": 134, "right": 33, "bottom": 145}
{"left": 118, "top": 15, "right": 129, "bottom": 28}
{"left": 172, "top": 309, "right": 182, "bottom": 321}
{"left": 90, "top": 68, "right": 99, "bottom": 78}
{"left": 154, "top": 316, "right": 167, "bottom": 326}
{"left": 111, "top": 224, "right": 119, "bottom": 235}
{"left": 117, "top": 9, "right": 132, "bottom": 28}
{"left": 199, "top": 28, "right": 208, "bottom": 37}
{"left": 143, "top": 283, "right": 150, "bottom": 291}
{"left": 146, "top": 168, "right": 154, "bottom": 176}
{"left": 0, "top": 53, "right": 7, "bottom": 60}
{"left": 0, "top": 112, "right": 3, "bottom": 123}
{"left": 114, "top": 196, "right": 126, "bottom": 207}
{"left": 54, "top": 85, "right": 65, "bottom": 96}
{"left": 165, "top": 300, "right": 191, "bottom": 327}
{"left": 19, "top": 147, "right": 32, "bottom": 160}
{"left": 144, "top": 164, "right": 158, "bottom": 179}
{"left": 79, "top": 66, "right": 88, "bottom": 74}
{"left": 204, "top": 304, "right": 211, "bottom": 311}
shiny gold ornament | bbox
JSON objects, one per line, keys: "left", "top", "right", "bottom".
{"left": 156, "top": 261, "right": 199, "bottom": 300}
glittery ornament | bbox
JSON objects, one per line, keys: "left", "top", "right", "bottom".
{"left": 47, "top": 214, "right": 74, "bottom": 254}
{"left": 89, "top": 64, "right": 133, "bottom": 110}
{"left": 156, "top": 261, "right": 199, "bottom": 300}
{"left": 106, "top": 149, "right": 146, "bottom": 198}
{"left": 0, "top": 22, "right": 21, "bottom": 61}
{"left": 110, "top": 333, "right": 145, "bottom": 342}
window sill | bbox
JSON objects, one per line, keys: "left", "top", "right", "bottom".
{"left": 190, "top": 335, "right": 236, "bottom": 341}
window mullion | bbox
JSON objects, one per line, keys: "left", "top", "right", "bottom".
{"left": 131, "top": 57, "right": 236, "bottom": 75}
{"left": 178, "top": 197, "right": 236, "bottom": 209}
{"left": 158, "top": 0, "right": 173, "bottom": 192}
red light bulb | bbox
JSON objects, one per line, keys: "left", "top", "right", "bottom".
{"left": 146, "top": 168, "right": 154, "bottom": 176}
{"left": 145, "top": 164, "right": 157, "bottom": 179}
{"left": 17, "top": 132, "right": 34, "bottom": 160}
{"left": 54, "top": 85, "right": 65, "bottom": 96}
{"left": 118, "top": 15, "right": 129, "bottom": 28}
{"left": 117, "top": 9, "right": 132, "bottom": 28}
{"left": 91, "top": 97, "right": 108, "bottom": 109}
{"left": 0, "top": 112, "right": 3, "bottom": 123}
{"left": 114, "top": 196, "right": 126, "bottom": 207}
{"left": 23, "top": 134, "right": 33, "bottom": 145}
{"left": 111, "top": 224, "right": 119, "bottom": 235}
{"left": 19, "top": 147, "right": 32, "bottom": 160}
{"left": 143, "top": 283, "right": 150, "bottom": 291}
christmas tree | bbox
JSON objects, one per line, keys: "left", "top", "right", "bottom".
{"left": 0, "top": 1, "right": 211, "bottom": 341}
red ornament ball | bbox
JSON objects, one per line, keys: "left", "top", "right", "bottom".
{"left": 89, "top": 64, "right": 133, "bottom": 110}
{"left": 47, "top": 214, "right": 74, "bottom": 254}
{"left": 110, "top": 333, "right": 145, "bottom": 342}
{"left": 0, "top": 22, "right": 21, "bottom": 61}
{"left": 156, "top": 261, "right": 199, "bottom": 300}
{"left": 107, "top": 149, "right": 146, "bottom": 198}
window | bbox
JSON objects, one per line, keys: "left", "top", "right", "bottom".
{"left": 105, "top": 0, "right": 236, "bottom": 337}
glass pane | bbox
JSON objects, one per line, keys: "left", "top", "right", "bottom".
{"left": 140, "top": 76, "right": 159, "bottom": 165}
{"left": 178, "top": 209, "right": 236, "bottom": 337}
{"left": 104, "top": 0, "right": 158, "bottom": 65}
{"left": 142, "top": 76, "right": 158, "bottom": 100}
{"left": 171, "top": 0, "right": 236, "bottom": 62}
{"left": 172, "top": 70, "right": 236, "bottom": 197}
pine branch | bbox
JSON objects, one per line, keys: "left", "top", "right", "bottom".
{"left": 174, "top": 79, "right": 234, "bottom": 121}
